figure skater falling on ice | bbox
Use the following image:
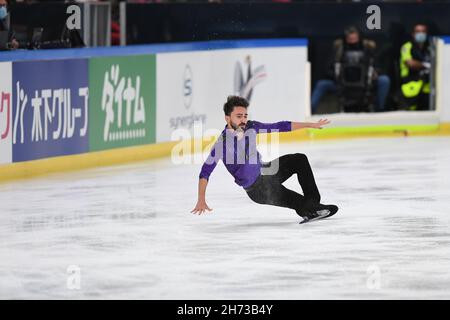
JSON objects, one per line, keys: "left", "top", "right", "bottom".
{"left": 191, "top": 96, "right": 338, "bottom": 224}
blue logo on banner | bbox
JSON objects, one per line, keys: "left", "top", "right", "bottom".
{"left": 12, "top": 59, "right": 89, "bottom": 162}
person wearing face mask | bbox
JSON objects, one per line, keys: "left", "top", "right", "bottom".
{"left": 311, "top": 26, "right": 391, "bottom": 113}
{"left": 0, "top": 0, "right": 19, "bottom": 50}
{"left": 399, "top": 23, "right": 431, "bottom": 110}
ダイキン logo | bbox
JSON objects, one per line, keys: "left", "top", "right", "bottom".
{"left": 183, "top": 65, "right": 193, "bottom": 109}
{"left": 234, "top": 55, "right": 267, "bottom": 101}
{"left": 101, "top": 64, "right": 146, "bottom": 143}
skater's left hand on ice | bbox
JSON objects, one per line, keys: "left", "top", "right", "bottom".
{"left": 191, "top": 199, "right": 213, "bottom": 215}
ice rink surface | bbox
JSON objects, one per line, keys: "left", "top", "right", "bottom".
{"left": 1, "top": 136, "right": 450, "bottom": 299}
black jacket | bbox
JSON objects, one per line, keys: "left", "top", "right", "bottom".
{"left": 0, "top": 15, "right": 16, "bottom": 43}
{"left": 325, "top": 38, "right": 377, "bottom": 80}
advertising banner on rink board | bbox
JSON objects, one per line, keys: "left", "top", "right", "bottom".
{"left": 156, "top": 46, "right": 307, "bottom": 142}
{"left": 0, "top": 62, "right": 12, "bottom": 165}
{"left": 89, "top": 55, "right": 156, "bottom": 152}
{"left": 12, "top": 59, "right": 89, "bottom": 162}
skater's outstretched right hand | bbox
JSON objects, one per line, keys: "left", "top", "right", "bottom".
{"left": 191, "top": 200, "right": 213, "bottom": 215}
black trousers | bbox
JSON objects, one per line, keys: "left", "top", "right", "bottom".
{"left": 245, "top": 153, "right": 321, "bottom": 216}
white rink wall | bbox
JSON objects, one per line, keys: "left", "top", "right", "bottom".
{"left": 0, "top": 62, "right": 13, "bottom": 164}
{"left": 1, "top": 37, "right": 449, "bottom": 183}
{"left": 0, "top": 62, "right": 12, "bottom": 165}
{"left": 437, "top": 37, "right": 450, "bottom": 122}
{"left": 156, "top": 36, "right": 450, "bottom": 143}
{"left": 156, "top": 45, "right": 308, "bottom": 142}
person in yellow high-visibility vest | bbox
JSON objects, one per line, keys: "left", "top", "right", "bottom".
{"left": 400, "top": 23, "right": 431, "bottom": 110}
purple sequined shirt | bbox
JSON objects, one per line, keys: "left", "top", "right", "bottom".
{"left": 199, "top": 120, "right": 292, "bottom": 189}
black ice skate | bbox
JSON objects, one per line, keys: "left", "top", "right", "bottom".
{"left": 299, "top": 204, "right": 339, "bottom": 224}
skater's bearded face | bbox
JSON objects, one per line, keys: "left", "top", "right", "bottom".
{"left": 226, "top": 106, "right": 248, "bottom": 131}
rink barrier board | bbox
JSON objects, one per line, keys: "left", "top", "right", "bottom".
{"left": 1, "top": 122, "right": 449, "bottom": 184}
{"left": 88, "top": 54, "right": 157, "bottom": 152}
{"left": 12, "top": 59, "right": 90, "bottom": 163}
{"left": 0, "top": 140, "right": 179, "bottom": 183}
{"left": 155, "top": 44, "right": 308, "bottom": 143}
{"left": 0, "top": 38, "right": 309, "bottom": 182}
{"left": 0, "top": 136, "right": 220, "bottom": 183}
{"left": 298, "top": 124, "right": 447, "bottom": 140}
{"left": 2, "top": 38, "right": 450, "bottom": 183}
{"left": 1, "top": 37, "right": 308, "bottom": 156}
{"left": 0, "top": 39, "right": 308, "bottom": 62}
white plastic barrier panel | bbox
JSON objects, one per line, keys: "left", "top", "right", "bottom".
{"left": 0, "top": 62, "right": 12, "bottom": 165}
{"left": 156, "top": 43, "right": 308, "bottom": 142}
{"left": 439, "top": 38, "right": 450, "bottom": 123}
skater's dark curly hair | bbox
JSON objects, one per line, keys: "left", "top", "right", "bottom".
{"left": 223, "top": 96, "right": 249, "bottom": 116}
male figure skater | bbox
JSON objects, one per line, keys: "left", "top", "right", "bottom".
{"left": 191, "top": 96, "right": 338, "bottom": 224}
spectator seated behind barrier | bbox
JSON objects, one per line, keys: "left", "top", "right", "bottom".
{"left": 1, "top": 0, "right": 85, "bottom": 51}
{"left": 399, "top": 23, "right": 431, "bottom": 111}
{"left": 311, "top": 26, "right": 391, "bottom": 114}
{"left": 0, "top": 0, "right": 19, "bottom": 50}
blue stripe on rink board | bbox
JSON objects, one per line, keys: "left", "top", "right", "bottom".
{"left": 0, "top": 38, "right": 308, "bottom": 62}
{"left": 442, "top": 36, "right": 450, "bottom": 44}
